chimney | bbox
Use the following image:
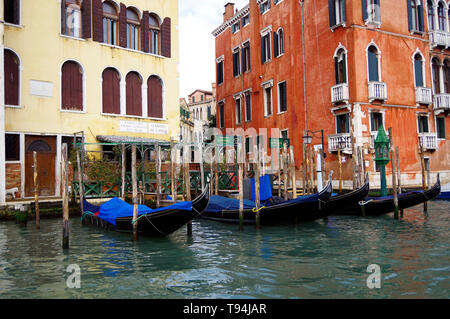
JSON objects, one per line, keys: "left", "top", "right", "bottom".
{"left": 223, "top": 3, "right": 235, "bottom": 22}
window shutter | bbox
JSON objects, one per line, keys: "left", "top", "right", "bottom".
{"left": 61, "top": 0, "right": 67, "bottom": 34}
{"left": 148, "top": 76, "right": 163, "bottom": 118}
{"left": 161, "top": 17, "right": 172, "bottom": 58}
{"left": 362, "top": 0, "right": 368, "bottom": 21}
{"left": 418, "top": 4, "right": 424, "bottom": 32}
{"left": 414, "top": 59, "right": 424, "bottom": 87}
{"left": 82, "top": 0, "right": 92, "bottom": 39}
{"left": 342, "top": 0, "right": 346, "bottom": 23}
{"left": 13, "top": 0, "right": 20, "bottom": 25}
{"left": 329, "top": 0, "right": 336, "bottom": 27}
{"left": 438, "top": 118, "right": 446, "bottom": 138}
{"left": 261, "top": 35, "right": 266, "bottom": 63}
{"left": 334, "top": 57, "right": 339, "bottom": 84}
{"left": 337, "top": 116, "right": 342, "bottom": 133}
{"left": 342, "top": 53, "right": 347, "bottom": 83}
{"left": 368, "top": 50, "right": 379, "bottom": 82}
{"left": 119, "top": 3, "right": 127, "bottom": 48}
{"left": 375, "top": 0, "right": 380, "bottom": 21}
{"left": 273, "top": 32, "right": 279, "bottom": 57}
{"left": 141, "top": 11, "right": 150, "bottom": 53}
{"left": 92, "top": 0, "right": 103, "bottom": 42}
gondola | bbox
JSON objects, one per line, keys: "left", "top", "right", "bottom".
{"left": 199, "top": 178, "right": 333, "bottom": 225}
{"left": 334, "top": 174, "right": 441, "bottom": 216}
{"left": 81, "top": 183, "right": 210, "bottom": 237}
{"left": 322, "top": 173, "right": 370, "bottom": 217}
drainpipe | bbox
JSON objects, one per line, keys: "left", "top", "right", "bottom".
{"left": 300, "top": 0, "right": 307, "bottom": 133}
{"left": 0, "top": 9, "right": 6, "bottom": 206}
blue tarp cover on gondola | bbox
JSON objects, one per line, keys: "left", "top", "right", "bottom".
{"left": 206, "top": 195, "right": 256, "bottom": 213}
{"left": 85, "top": 197, "right": 192, "bottom": 226}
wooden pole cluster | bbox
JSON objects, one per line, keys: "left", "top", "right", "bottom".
{"left": 33, "top": 151, "right": 40, "bottom": 229}
{"left": 388, "top": 128, "right": 399, "bottom": 219}
{"left": 170, "top": 139, "right": 177, "bottom": 202}
{"left": 62, "top": 143, "right": 70, "bottom": 249}
{"left": 396, "top": 146, "right": 403, "bottom": 217}
{"left": 419, "top": 142, "right": 427, "bottom": 214}
{"left": 183, "top": 145, "right": 192, "bottom": 236}
{"left": 282, "top": 143, "right": 288, "bottom": 200}
{"left": 309, "top": 146, "right": 315, "bottom": 193}
{"left": 156, "top": 144, "right": 162, "bottom": 208}
{"left": 302, "top": 139, "right": 306, "bottom": 195}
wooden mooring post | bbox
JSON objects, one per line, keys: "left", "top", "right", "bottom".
{"left": 390, "top": 148, "right": 399, "bottom": 219}
{"left": 76, "top": 145, "right": 85, "bottom": 225}
{"left": 254, "top": 143, "right": 261, "bottom": 229}
{"left": 238, "top": 138, "right": 245, "bottom": 231}
{"left": 419, "top": 143, "right": 427, "bottom": 214}
{"left": 184, "top": 146, "right": 192, "bottom": 236}
{"left": 33, "top": 151, "right": 40, "bottom": 230}
{"left": 170, "top": 139, "right": 177, "bottom": 202}
{"left": 396, "top": 146, "right": 403, "bottom": 217}
{"left": 131, "top": 145, "right": 139, "bottom": 241}
{"left": 62, "top": 143, "right": 70, "bottom": 249}
{"left": 290, "top": 146, "right": 297, "bottom": 199}
{"left": 121, "top": 144, "right": 126, "bottom": 200}
{"left": 283, "top": 142, "right": 288, "bottom": 200}
{"left": 156, "top": 143, "right": 162, "bottom": 208}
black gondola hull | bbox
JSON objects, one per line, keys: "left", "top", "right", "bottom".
{"left": 82, "top": 184, "right": 210, "bottom": 237}
{"left": 200, "top": 179, "right": 333, "bottom": 225}
{"left": 334, "top": 176, "right": 441, "bottom": 216}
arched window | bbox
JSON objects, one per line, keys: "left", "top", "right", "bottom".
{"left": 149, "top": 14, "right": 160, "bottom": 55}
{"left": 438, "top": 2, "right": 446, "bottom": 31}
{"left": 443, "top": 59, "right": 450, "bottom": 93}
{"left": 367, "top": 45, "right": 379, "bottom": 82}
{"left": 4, "top": 49, "right": 20, "bottom": 106}
{"left": 61, "top": 60, "right": 83, "bottom": 111}
{"left": 126, "top": 8, "right": 140, "bottom": 50}
{"left": 334, "top": 48, "right": 347, "bottom": 84}
{"left": 102, "top": 68, "right": 121, "bottom": 114}
{"left": 432, "top": 57, "right": 441, "bottom": 94}
{"left": 413, "top": 53, "right": 424, "bottom": 87}
{"left": 147, "top": 75, "right": 163, "bottom": 118}
{"left": 125, "top": 72, "right": 142, "bottom": 116}
{"left": 62, "top": 0, "right": 82, "bottom": 37}
{"left": 428, "top": 0, "right": 435, "bottom": 30}
{"left": 410, "top": 0, "right": 419, "bottom": 31}
{"left": 102, "top": 1, "right": 119, "bottom": 45}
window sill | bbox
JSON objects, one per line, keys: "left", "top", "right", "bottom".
{"left": 100, "top": 43, "right": 165, "bottom": 58}
{"left": 102, "top": 112, "right": 167, "bottom": 121}
{"left": 4, "top": 22, "right": 23, "bottom": 28}
{"left": 262, "top": 59, "right": 272, "bottom": 65}
{"left": 5, "top": 161, "right": 21, "bottom": 164}
{"left": 410, "top": 30, "right": 425, "bottom": 36}
{"left": 277, "top": 111, "right": 287, "bottom": 115}
{"left": 59, "top": 34, "right": 86, "bottom": 42}
{"left": 264, "top": 114, "right": 273, "bottom": 118}
{"left": 5, "top": 105, "right": 22, "bottom": 109}
{"left": 60, "top": 109, "right": 86, "bottom": 114}
{"left": 275, "top": 53, "right": 284, "bottom": 59}
{"left": 365, "top": 20, "right": 382, "bottom": 29}
{"left": 330, "top": 22, "right": 346, "bottom": 32}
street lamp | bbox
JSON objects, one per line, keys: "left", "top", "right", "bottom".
{"left": 374, "top": 125, "right": 390, "bottom": 197}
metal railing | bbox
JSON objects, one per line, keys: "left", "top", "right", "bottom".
{"left": 328, "top": 133, "right": 352, "bottom": 153}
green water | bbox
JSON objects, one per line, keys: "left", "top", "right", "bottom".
{"left": 0, "top": 201, "right": 449, "bottom": 299}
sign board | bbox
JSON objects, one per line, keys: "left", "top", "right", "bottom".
{"left": 269, "top": 138, "right": 290, "bottom": 149}
{"left": 216, "top": 135, "right": 235, "bottom": 146}
{"left": 29, "top": 80, "right": 53, "bottom": 97}
{"left": 148, "top": 123, "right": 169, "bottom": 135}
{"left": 119, "top": 121, "right": 148, "bottom": 133}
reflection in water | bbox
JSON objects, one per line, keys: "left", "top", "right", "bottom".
{"left": 0, "top": 201, "right": 448, "bottom": 299}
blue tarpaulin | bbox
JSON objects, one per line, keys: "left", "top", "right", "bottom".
{"left": 93, "top": 197, "right": 192, "bottom": 226}
{"left": 206, "top": 195, "right": 256, "bottom": 213}
{"left": 250, "top": 175, "right": 273, "bottom": 202}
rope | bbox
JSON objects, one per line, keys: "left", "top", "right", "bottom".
{"left": 81, "top": 211, "right": 96, "bottom": 221}
{"left": 252, "top": 206, "right": 265, "bottom": 213}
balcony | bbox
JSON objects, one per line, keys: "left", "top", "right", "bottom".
{"left": 433, "top": 93, "right": 450, "bottom": 111}
{"left": 429, "top": 30, "right": 448, "bottom": 48}
{"left": 331, "top": 83, "right": 349, "bottom": 104}
{"left": 368, "top": 81, "right": 387, "bottom": 102}
{"left": 328, "top": 133, "right": 352, "bottom": 153}
{"left": 415, "top": 87, "right": 432, "bottom": 105}
{"left": 419, "top": 133, "right": 438, "bottom": 151}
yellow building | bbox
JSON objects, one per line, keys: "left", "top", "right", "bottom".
{"left": 0, "top": 0, "right": 179, "bottom": 203}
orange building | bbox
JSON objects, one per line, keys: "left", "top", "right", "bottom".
{"left": 213, "top": 0, "right": 450, "bottom": 189}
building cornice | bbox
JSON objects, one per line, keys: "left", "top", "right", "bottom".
{"left": 212, "top": 4, "right": 250, "bottom": 37}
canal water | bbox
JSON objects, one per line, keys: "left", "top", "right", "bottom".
{"left": 0, "top": 201, "right": 448, "bottom": 299}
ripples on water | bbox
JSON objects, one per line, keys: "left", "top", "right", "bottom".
{"left": 0, "top": 201, "right": 448, "bottom": 299}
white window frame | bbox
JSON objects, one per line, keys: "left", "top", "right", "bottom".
{"left": 4, "top": 47, "right": 23, "bottom": 109}
{"left": 4, "top": 0, "right": 22, "bottom": 27}
{"left": 277, "top": 80, "right": 287, "bottom": 114}
{"left": 416, "top": 113, "right": 430, "bottom": 134}
{"left": 59, "top": 59, "right": 87, "bottom": 114}
{"left": 244, "top": 90, "right": 252, "bottom": 122}
{"left": 261, "top": 79, "right": 274, "bottom": 117}
{"left": 333, "top": 44, "right": 348, "bottom": 85}
{"left": 369, "top": 109, "right": 386, "bottom": 133}
{"left": 412, "top": 49, "right": 426, "bottom": 88}
{"left": 260, "top": 25, "right": 272, "bottom": 64}
{"left": 366, "top": 41, "right": 382, "bottom": 83}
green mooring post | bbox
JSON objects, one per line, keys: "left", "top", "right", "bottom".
{"left": 374, "top": 125, "right": 390, "bottom": 197}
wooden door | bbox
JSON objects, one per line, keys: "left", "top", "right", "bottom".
{"left": 25, "top": 136, "right": 56, "bottom": 197}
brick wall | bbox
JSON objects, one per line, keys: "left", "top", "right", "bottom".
{"left": 5, "top": 163, "right": 21, "bottom": 198}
